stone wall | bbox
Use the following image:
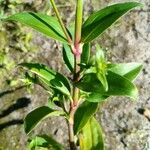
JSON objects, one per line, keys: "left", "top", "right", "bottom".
{"left": 0, "top": 0, "right": 149, "bottom": 149}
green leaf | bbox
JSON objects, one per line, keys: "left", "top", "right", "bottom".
{"left": 76, "top": 71, "right": 138, "bottom": 100}
{"left": 82, "top": 2, "right": 142, "bottom": 43}
{"left": 96, "top": 71, "right": 108, "bottom": 91}
{"left": 102, "top": 71, "right": 139, "bottom": 99}
{"left": 24, "top": 106, "right": 65, "bottom": 134}
{"left": 48, "top": 89, "right": 64, "bottom": 109}
{"left": 79, "top": 117, "right": 104, "bottom": 150}
{"left": 75, "top": 73, "right": 103, "bottom": 92}
{"left": 108, "top": 63, "right": 143, "bottom": 81}
{"left": 86, "top": 93, "right": 108, "bottom": 103}
{"left": 5, "top": 12, "right": 68, "bottom": 43}
{"left": 20, "top": 63, "right": 71, "bottom": 96}
{"left": 103, "top": 70, "right": 139, "bottom": 99}
{"left": 81, "top": 43, "right": 90, "bottom": 67}
{"left": 82, "top": 63, "right": 141, "bottom": 102}
{"left": 74, "top": 101, "right": 98, "bottom": 135}
{"left": 95, "top": 46, "right": 108, "bottom": 91}
{"left": 62, "top": 44, "right": 74, "bottom": 72}
{"left": 29, "top": 135, "right": 65, "bottom": 150}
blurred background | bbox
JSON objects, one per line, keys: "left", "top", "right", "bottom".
{"left": 0, "top": 0, "right": 149, "bottom": 149}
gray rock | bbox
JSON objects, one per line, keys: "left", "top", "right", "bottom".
{"left": 0, "top": 0, "right": 149, "bottom": 149}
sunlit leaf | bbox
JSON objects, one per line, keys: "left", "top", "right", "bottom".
{"left": 95, "top": 46, "right": 108, "bottom": 91}
{"left": 24, "top": 106, "right": 65, "bottom": 134}
{"left": 76, "top": 71, "right": 138, "bottom": 100}
{"left": 81, "top": 62, "right": 142, "bottom": 102}
{"left": 48, "top": 89, "right": 64, "bottom": 109}
{"left": 108, "top": 63, "right": 143, "bottom": 81}
{"left": 96, "top": 71, "right": 108, "bottom": 91}
{"left": 29, "top": 135, "right": 65, "bottom": 150}
{"left": 74, "top": 101, "right": 98, "bottom": 135}
{"left": 86, "top": 93, "right": 108, "bottom": 103}
{"left": 5, "top": 12, "right": 68, "bottom": 43}
{"left": 82, "top": 2, "right": 142, "bottom": 43}
{"left": 79, "top": 117, "right": 104, "bottom": 150}
{"left": 20, "top": 63, "right": 71, "bottom": 96}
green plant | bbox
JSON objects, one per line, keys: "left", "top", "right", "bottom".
{"left": 3, "top": 1, "right": 143, "bottom": 150}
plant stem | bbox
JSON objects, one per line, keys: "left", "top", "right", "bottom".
{"left": 68, "top": 0, "right": 83, "bottom": 149}
{"left": 74, "top": 0, "right": 83, "bottom": 46}
{"left": 49, "top": 0, "right": 72, "bottom": 44}
{"left": 68, "top": 49, "right": 81, "bottom": 150}
{"left": 68, "top": 53, "right": 81, "bottom": 150}
{"left": 68, "top": 106, "right": 77, "bottom": 150}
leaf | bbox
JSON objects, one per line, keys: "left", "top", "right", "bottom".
{"left": 74, "top": 101, "right": 98, "bottom": 135}
{"left": 20, "top": 63, "right": 71, "bottom": 96}
{"left": 83, "top": 62, "right": 142, "bottom": 97}
{"left": 24, "top": 106, "right": 65, "bottom": 134}
{"left": 48, "top": 89, "right": 64, "bottom": 109}
{"left": 79, "top": 117, "right": 104, "bottom": 150}
{"left": 95, "top": 46, "right": 108, "bottom": 91}
{"left": 82, "top": 64, "right": 141, "bottom": 102}
{"left": 4, "top": 12, "right": 68, "bottom": 43}
{"left": 29, "top": 135, "right": 65, "bottom": 150}
{"left": 62, "top": 44, "right": 74, "bottom": 72}
{"left": 108, "top": 63, "right": 143, "bottom": 81}
{"left": 101, "top": 71, "right": 138, "bottom": 99}
{"left": 86, "top": 93, "right": 108, "bottom": 103}
{"left": 76, "top": 71, "right": 138, "bottom": 100}
{"left": 106, "top": 70, "right": 139, "bottom": 99}
{"left": 82, "top": 2, "right": 142, "bottom": 43}
{"left": 96, "top": 71, "right": 108, "bottom": 91}
{"left": 81, "top": 43, "right": 90, "bottom": 66}
{"left": 75, "top": 73, "right": 103, "bottom": 92}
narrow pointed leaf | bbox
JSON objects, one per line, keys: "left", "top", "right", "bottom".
{"left": 95, "top": 46, "right": 108, "bottom": 91}
{"left": 29, "top": 135, "right": 65, "bottom": 150}
{"left": 96, "top": 71, "right": 108, "bottom": 91}
{"left": 108, "top": 63, "right": 143, "bottom": 81}
{"left": 20, "top": 63, "right": 71, "bottom": 96}
{"left": 79, "top": 117, "right": 104, "bottom": 150}
{"left": 24, "top": 106, "right": 65, "bottom": 134}
{"left": 62, "top": 44, "right": 74, "bottom": 72}
{"left": 82, "top": 2, "right": 142, "bottom": 43}
{"left": 106, "top": 71, "right": 138, "bottom": 99}
{"left": 76, "top": 71, "right": 138, "bottom": 100}
{"left": 4, "top": 12, "right": 68, "bottom": 43}
{"left": 84, "top": 65, "right": 141, "bottom": 102}
{"left": 74, "top": 101, "right": 98, "bottom": 135}
{"left": 81, "top": 43, "right": 90, "bottom": 66}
